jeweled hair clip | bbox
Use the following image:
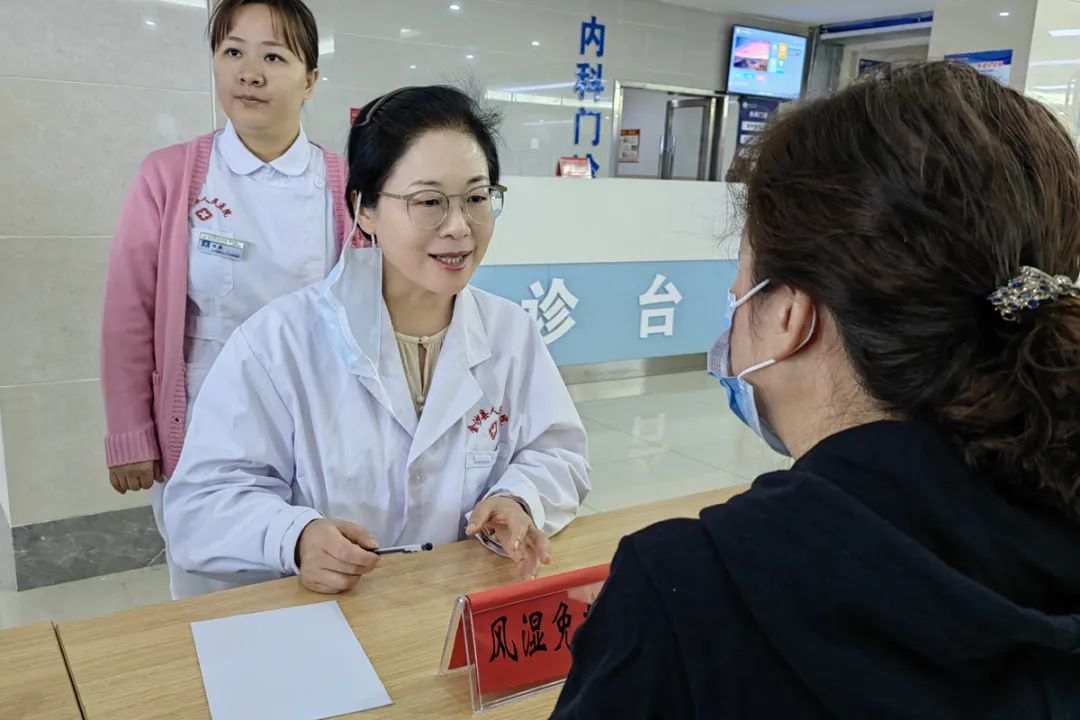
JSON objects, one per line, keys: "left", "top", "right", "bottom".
{"left": 988, "top": 266, "right": 1080, "bottom": 322}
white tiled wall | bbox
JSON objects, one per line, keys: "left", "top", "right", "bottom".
{"left": 298, "top": 0, "right": 806, "bottom": 174}
{"left": 1, "top": 381, "right": 151, "bottom": 527}
{"left": 0, "top": 0, "right": 217, "bottom": 548}
{"left": 0, "top": 0, "right": 804, "bottom": 555}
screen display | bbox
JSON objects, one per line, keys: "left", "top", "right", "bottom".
{"left": 726, "top": 25, "right": 808, "bottom": 100}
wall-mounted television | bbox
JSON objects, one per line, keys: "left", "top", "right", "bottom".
{"left": 725, "top": 25, "right": 808, "bottom": 100}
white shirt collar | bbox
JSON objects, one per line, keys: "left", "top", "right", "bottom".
{"left": 319, "top": 248, "right": 493, "bottom": 379}
{"left": 219, "top": 120, "right": 312, "bottom": 177}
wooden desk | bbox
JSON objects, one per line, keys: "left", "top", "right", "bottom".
{"left": 59, "top": 486, "right": 747, "bottom": 719}
{"left": 0, "top": 621, "right": 83, "bottom": 720}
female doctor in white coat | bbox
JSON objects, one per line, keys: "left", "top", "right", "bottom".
{"left": 164, "top": 86, "right": 590, "bottom": 596}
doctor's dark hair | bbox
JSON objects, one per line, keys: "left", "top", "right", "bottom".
{"left": 731, "top": 61, "right": 1080, "bottom": 517}
{"left": 209, "top": 0, "right": 320, "bottom": 72}
{"left": 345, "top": 86, "right": 501, "bottom": 225}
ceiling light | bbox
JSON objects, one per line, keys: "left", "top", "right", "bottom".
{"left": 1050, "top": 28, "right": 1080, "bottom": 36}
{"left": 449, "top": 3, "right": 461, "bottom": 9}
{"left": 1030, "top": 58, "right": 1080, "bottom": 66}
{"left": 999, "top": 11, "right": 1010, "bottom": 16}
{"left": 531, "top": 40, "right": 541, "bottom": 47}
{"left": 495, "top": 81, "right": 575, "bottom": 93}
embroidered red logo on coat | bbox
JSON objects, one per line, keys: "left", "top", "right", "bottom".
{"left": 469, "top": 406, "right": 508, "bottom": 436}
{"left": 192, "top": 195, "right": 233, "bottom": 221}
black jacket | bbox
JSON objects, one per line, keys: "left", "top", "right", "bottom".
{"left": 552, "top": 421, "right": 1080, "bottom": 719}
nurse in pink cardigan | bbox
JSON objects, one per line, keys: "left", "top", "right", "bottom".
{"left": 101, "top": 0, "right": 348, "bottom": 597}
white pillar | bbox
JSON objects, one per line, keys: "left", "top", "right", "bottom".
{"left": 1026, "top": 0, "right": 1080, "bottom": 139}
{"left": 0, "top": 410, "right": 14, "bottom": 591}
{"left": 928, "top": 0, "right": 1039, "bottom": 92}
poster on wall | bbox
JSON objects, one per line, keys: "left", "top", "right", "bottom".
{"left": 619, "top": 129, "right": 641, "bottom": 163}
{"left": 556, "top": 157, "right": 593, "bottom": 178}
{"left": 736, "top": 97, "right": 781, "bottom": 151}
{"left": 944, "top": 49, "right": 1013, "bottom": 85}
{"left": 858, "top": 58, "right": 889, "bottom": 75}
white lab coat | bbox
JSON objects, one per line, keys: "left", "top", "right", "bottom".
{"left": 151, "top": 122, "right": 337, "bottom": 599}
{"left": 164, "top": 246, "right": 590, "bottom": 593}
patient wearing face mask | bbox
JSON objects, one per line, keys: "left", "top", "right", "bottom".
{"left": 551, "top": 61, "right": 1080, "bottom": 719}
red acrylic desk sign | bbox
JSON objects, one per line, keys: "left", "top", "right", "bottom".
{"left": 439, "top": 563, "right": 609, "bottom": 712}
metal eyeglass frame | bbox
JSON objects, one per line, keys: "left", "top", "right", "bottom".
{"left": 378, "top": 184, "right": 509, "bottom": 228}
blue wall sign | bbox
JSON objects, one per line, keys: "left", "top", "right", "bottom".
{"left": 858, "top": 58, "right": 887, "bottom": 75}
{"left": 569, "top": 15, "right": 607, "bottom": 176}
{"left": 736, "top": 97, "right": 781, "bottom": 151}
{"left": 471, "top": 260, "right": 737, "bottom": 366}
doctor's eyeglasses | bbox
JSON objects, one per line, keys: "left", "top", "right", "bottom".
{"left": 379, "top": 184, "right": 507, "bottom": 230}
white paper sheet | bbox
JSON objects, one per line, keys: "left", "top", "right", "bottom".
{"left": 191, "top": 600, "right": 392, "bottom": 720}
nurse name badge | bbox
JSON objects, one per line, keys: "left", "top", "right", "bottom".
{"left": 197, "top": 231, "right": 246, "bottom": 261}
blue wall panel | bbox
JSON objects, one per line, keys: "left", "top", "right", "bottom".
{"left": 471, "top": 260, "right": 738, "bottom": 366}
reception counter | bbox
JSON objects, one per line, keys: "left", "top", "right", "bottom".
{"left": 56, "top": 486, "right": 748, "bottom": 720}
{"left": 472, "top": 177, "right": 739, "bottom": 368}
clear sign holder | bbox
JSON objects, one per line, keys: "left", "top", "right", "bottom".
{"left": 438, "top": 565, "right": 608, "bottom": 712}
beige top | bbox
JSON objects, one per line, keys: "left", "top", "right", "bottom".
{"left": 395, "top": 326, "right": 450, "bottom": 417}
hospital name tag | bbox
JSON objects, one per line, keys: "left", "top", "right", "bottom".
{"left": 197, "top": 232, "right": 245, "bottom": 261}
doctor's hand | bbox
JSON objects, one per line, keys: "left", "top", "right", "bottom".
{"left": 466, "top": 496, "right": 551, "bottom": 582}
{"left": 108, "top": 461, "right": 162, "bottom": 494}
{"left": 296, "top": 519, "right": 382, "bottom": 594}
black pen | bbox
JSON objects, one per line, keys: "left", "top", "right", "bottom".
{"left": 373, "top": 542, "right": 434, "bottom": 556}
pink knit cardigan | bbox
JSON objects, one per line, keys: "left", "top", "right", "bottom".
{"left": 101, "top": 132, "right": 349, "bottom": 475}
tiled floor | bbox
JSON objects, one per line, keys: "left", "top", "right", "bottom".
{"left": 0, "top": 371, "right": 786, "bottom": 631}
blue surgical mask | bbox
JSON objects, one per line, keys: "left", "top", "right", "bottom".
{"left": 707, "top": 279, "right": 816, "bottom": 456}
{"left": 318, "top": 192, "right": 384, "bottom": 381}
